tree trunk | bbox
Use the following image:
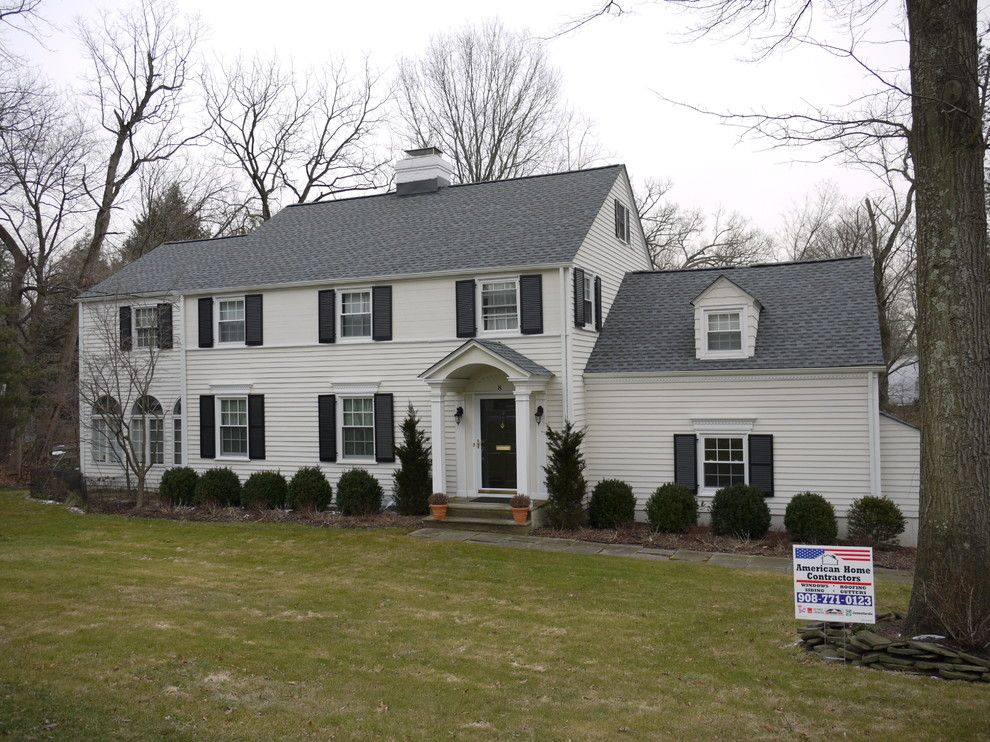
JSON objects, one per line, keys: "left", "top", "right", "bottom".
{"left": 905, "top": 0, "right": 990, "bottom": 647}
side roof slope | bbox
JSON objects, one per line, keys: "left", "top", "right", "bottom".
{"left": 585, "top": 256, "right": 884, "bottom": 373}
{"left": 84, "top": 165, "right": 625, "bottom": 297}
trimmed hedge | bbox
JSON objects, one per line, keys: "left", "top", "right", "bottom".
{"left": 241, "top": 470, "right": 288, "bottom": 510}
{"left": 710, "top": 483, "right": 771, "bottom": 539}
{"left": 588, "top": 479, "right": 636, "bottom": 529}
{"left": 847, "top": 496, "right": 905, "bottom": 546}
{"left": 159, "top": 467, "right": 198, "bottom": 506}
{"left": 336, "top": 469, "right": 384, "bottom": 516}
{"left": 646, "top": 483, "right": 698, "bottom": 533}
{"left": 784, "top": 492, "right": 837, "bottom": 544}
{"left": 287, "top": 467, "right": 332, "bottom": 511}
{"left": 193, "top": 467, "right": 241, "bottom": 507}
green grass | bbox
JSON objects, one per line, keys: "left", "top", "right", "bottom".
{"left": 0, "top": 491, "right": 984, "bottom": 740}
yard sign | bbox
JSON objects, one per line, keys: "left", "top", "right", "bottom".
{"left": 792, "top": 545, "right": 875, "bottom": 624}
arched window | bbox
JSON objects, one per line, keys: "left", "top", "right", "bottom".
{"left": 91, "top": 396, "right": 122, "bottom": 464}
{"left": 172, "top": 399, "right": 183, "bottom": 465}
{"left": 131, "top": 395, "right": 164, "bottom": 466}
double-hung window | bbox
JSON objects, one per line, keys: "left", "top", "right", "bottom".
{"left": 134, "top": 307, "right": 158, "bottom": 349}
{"left": 219, "top": 397, "right": 248, "bottom": 457}
{"left": 340, "top": 290, "right": 372, "bottom": 339}
{"left": 172, "top": 400, "right": 182, "bottom": 465}
{"left": 583, "top": 273, "right": 595, "bottom": 327}
{"left": 92, "top": 418, "right": 112, "bottom": 463}
{"left": 706, "top": 310, "right": 742, "bottom": 352}
{"left": 702, "top": 436, "right": 746, "bottom": 488}
{"left": 480, "top": 279, "right": 519, "bottom": 332}
{"left": 218, "top": 298, "right": 245, "bottom": 343}
{"left": 341, "top": 397, "right": 374, "bottom": 458}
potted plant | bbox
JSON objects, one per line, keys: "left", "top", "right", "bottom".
{"left": 509, "top": 494, "right": 531, "bottom": 525}
{"left": 428, "top": 492, "right": 449, "bottom": 521}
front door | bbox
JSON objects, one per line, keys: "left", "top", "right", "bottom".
{"left": 480, "top": 398, "right": 516, "bottom": 491}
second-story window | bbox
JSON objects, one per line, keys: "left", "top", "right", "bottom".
{"left": 614, "top": 199, "right": 630, "bottom": 243}
{"left": 218, "top": 298, "right": 245, "bottom": 343}
{"left": 480, "top": 279, "right": 519, "bottom": 332}
{"left": 583, "top": 273, "right": 595, "bottom": 328}
{"left": 134, "top": 307, "right": 158, "bottom": 349}
{"left": 340, "top": 290, "right": 372, "bottom": 339}
{"left": 706, "top": 311, "right": 742, "bottom": 351}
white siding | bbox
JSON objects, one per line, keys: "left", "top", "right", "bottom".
{"left": 693, "top": 277, "right": 760, "bottom": 358}
{"left": 584, "top": 372, "right": 876, "bottom": 520}
{"left": 879, "top": 414, "right": 920, "bottom": 540}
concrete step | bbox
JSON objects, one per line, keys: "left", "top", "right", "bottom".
{"left": 446, "top": 501, "right": 515, "bottom": 520}
{"left": 422, "top": 514, "right": 532, "bottom": 534}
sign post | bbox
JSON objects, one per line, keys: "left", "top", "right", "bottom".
{"left": 792, "top": 545, "right": 875, "bottom": 624}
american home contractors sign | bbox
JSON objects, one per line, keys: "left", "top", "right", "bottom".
{"left": 792, "top": 545, "right": 876, "bottom": 624}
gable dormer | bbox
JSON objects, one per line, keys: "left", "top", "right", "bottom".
{"left": 690, "top": 274, "right": 762, "bottom": 360}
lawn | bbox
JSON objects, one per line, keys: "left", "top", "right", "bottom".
{"left": 0, "top": 491, "right": 985, "bottom": 740}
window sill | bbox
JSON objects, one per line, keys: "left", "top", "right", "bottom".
{"left": 340, "top": 457, "right": 377, "bottom": 464}
{"left": 478, "top": 330, "right": 521, "bottom": 339}
{"left": 337, "top": 336, "right": 374, "bottom": 344}
{"left": 216, "top": 455, "right": 249, "bottom": 462}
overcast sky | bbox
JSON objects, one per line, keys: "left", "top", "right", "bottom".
{"left": 13, "top": 0, "right": 915, "bottom": 233}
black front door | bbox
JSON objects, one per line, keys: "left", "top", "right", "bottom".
{"left": 480, "top": 398, "right": 516, "bottom": 490}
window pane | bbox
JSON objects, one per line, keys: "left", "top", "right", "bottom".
{"left": 220, "top": 426, "right": 247, "bottom": 456}
{"left": 220, "top": 398, "right": 247, "bottom": 426}
{"left": 707, "top": 330, "right": 741, "bottom": 350}
{"left": 134, "top": 307, "right": 158, "bottom": 348}
{"left": 703, "top": 436, "right": 745, "bottom": 488}
{"left": 92, "top": 419, "right": 108, "bottom": 463}
{"left": 341, "top": 291, "right": 372, "bottom": 337}
{"left": 131, "top": 417, "right": 145, "bottom": 464}
{"left": 149, "top": 418, "right": 164, "bottom": 465}
{"left": 173, "top": 417, "right": 182, "bottom": 465}
{"left": 481, "top": 281, "right": 518, "bottom": 331}
{"left": 218, "top": 299, "right": 245, "bottom": 342}
{"left": 342, "top": 397, "right": 374, "bottom": 457}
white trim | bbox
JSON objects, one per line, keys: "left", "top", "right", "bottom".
{"left": 584, "top": 367, "right": 886, "bottom": 381}
{"left": 476, "top": 276, "right": 521, "bottom": 337}
{"left": 559, "top": 266, "right": 570, "bottom": 420}
{"left": 697, "top": 432, "right": 749, "bottom": 496}
{"left": 337, "top": 393, "right": 376, "bottom": 463}
{"left": 562, "top": 266, "right": 573, "bottom": 420}
{"left": 691, "top": 417, "right": 755, "bottom": 434}
{"left": 698, "top": 305, "right": 747, "bottom": 360}
{"left": 186, "top": 333, "right": 564, "bottom": 353}
{"left": 868, "top": 371, "right": 882, "bottom": 498}
{"left": 178, "top": 297, "right": 188, "bottom": 465}
{"left": 216, "top": 395, "right": 249, "bottom": 459}
{"left": 209, "top": 383, "right": 253, "bottom": 395}
{"left": 337, "top": 286, "right": 373, "bottom": 342}
{"left": 331, "top": 381, "right": 381, "bottom": 396}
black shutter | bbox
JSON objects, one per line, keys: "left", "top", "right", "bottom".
{"left": 614, "top": 200, "right": 623, "bottom": 239}
{"left": 248, "top": 394, "right": 265, "bottom": 459}
{"left": 374, "top": 392, "right": 395, "bottom": 463}
{"left": 673, "top": 434, "right": 697, "bottom": 494}
{"left": 156, "top": 303, "right": 173, "bottom": 349}
{"left": 573, "top": 267, "right": 586, "bottom": 327}
{"left": 455, "top": 280, "right": 476, "bottom": 338}
{"left": 594, "top": 276, "right": 603, "bottom": 332}
{"left": 198, "top": 298, "right": 214, "bottom": 348}
{"left": 245, "top": 294, "right": 263, "bottom": 346}
{"left": 119, "top": 306, "right": 132, "bottom": 351}
{"left": 318, "top": 394, "right": 336, "bottom": 462}
{"left": 318, "top": 289, "right": 335, "bottom": 343}
{"left": 372, "top": 285, "right": 392, "bottom": 341}
{"left": 519, "top": 274, "right": 543, "bottom": 335}
{"left": 749, "top": 434, "right": 774, "bottom": 497}
{"left": 199, "top": 395, "right": 215, "bottom": 459}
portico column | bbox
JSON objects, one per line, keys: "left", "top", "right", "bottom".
{"left": 514, "top": 389, "right": 532, "bottom": 496}
{"left": 429, "top": 386, "right": 446, "bottom": 494}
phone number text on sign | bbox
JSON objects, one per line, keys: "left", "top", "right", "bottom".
{"left": 792, "top": 545, "right": 876, "bottom": 624}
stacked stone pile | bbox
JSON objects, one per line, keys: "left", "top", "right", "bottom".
{"left": 798, "top": 615, "right": 990, "bottom": 682}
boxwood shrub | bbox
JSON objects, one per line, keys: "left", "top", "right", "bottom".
{"left": 287, "top": 467, "right": 332, "bottom": 511}
{"left": 646, "top": 483, "right": 698, "bottom": 533}
{"left": 847, "top": 496, "right": 905, "bottom": 546}
{"left": 336, "top": 468, "right": 384, "bottom": 516}
{"left": 158, "top": 467, "right": 198, "bottom": 506}
{"left": 710, "top": 483, "right": 771, "bottom": 539}
{"left": 784, "top": 492, "right": 837, "bottom": 544}
{"left": 193, "top": 467, "right": 241, "bottom": 507}
{"left": 588, "top": 479, "right": 636, "bottom": 529}
{"left": 241, "top": 470, "right": 288, "bottom": 510}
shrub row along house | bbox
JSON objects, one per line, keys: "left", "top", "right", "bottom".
{"left": 77, "top": 148, "right": 921, "bottom": 543}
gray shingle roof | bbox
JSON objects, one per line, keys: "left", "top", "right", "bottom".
{"left": 586, "top": 257, "right": 884, "bottom": 374}
{"left": 474, "top": 340, "right": 553, "bottom": 377}
{"left": 84, "top": 165, "right": 624, "bottom": 298}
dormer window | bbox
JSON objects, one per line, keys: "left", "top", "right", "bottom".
{"left": 706, "top": 311, "right": 742, "bottom": 352}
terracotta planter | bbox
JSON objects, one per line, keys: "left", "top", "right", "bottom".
{"left": 511, "top": 507, "right": 529, "bottom": 525}
{"left": 430, "top": 503, "right": 448, "bottom": 521}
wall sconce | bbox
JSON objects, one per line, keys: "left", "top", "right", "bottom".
{"left": 534, "top": 405, "right": 544, "bottom": 425}
{"left": 454, "top": 406, "right": 464, "bottom": 425}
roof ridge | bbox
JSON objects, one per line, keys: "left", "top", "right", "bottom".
{"left": 160, "top": 233, "right": 252, "bottom": 247}
{"left": 630, "top": 255, "right": 869, "bottom": 276}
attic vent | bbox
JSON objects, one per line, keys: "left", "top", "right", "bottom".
{"left": 394, "top": 147, "right": 455, "bottom": 196}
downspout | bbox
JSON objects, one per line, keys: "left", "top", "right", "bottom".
{"left": 559, "top": 266, "right": 571, "bottom": 422}
{"left": 179, "top": 295, "right": 188, "bottom": 466}
{"left": 867, "top": 371, "right": 882, "bottom": 498}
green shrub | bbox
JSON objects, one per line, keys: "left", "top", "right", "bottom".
{"left": 336, "top": 468, "right": 383, "bottom": 516}
{"left": 287, "top": 467, "right": 332, "bottom": 511}
{"left": 543, "top": 422, "right": 587, "bottom": 529}
{"left": 588, "top": 479, "right": 636, "bottom": 529}
{"left": 159, "top": 467, "right": 198, "bottom": 506}
{"left": 710, "top": 483, "right": 771, "bottom": 539}
{"left": 847, "top": 496, "right": 905, "bottom": 546}
{"left": 193, "top": 467, "right": 241, "bottom": 507}
{"left": 392, "top": 404, "right": 431, "bottom": 516}
{"left": 784, "top": 492, "right": 837, "bottom": 544}
{"left": 647, "top": 483, "right": 698, "bottom": 533}
{"left": 241, "top": 470, "right": 288, "bottom": 510}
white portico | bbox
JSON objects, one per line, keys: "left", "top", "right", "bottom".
{"left": 419, "top": 340, "right": 552, "bottom": 500}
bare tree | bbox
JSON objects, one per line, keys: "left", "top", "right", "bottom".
{"left": 636, "top": 178, "right": 775, "bottom": 269}
{"left": 397, "top": 20, "right": 598, "bottom": 183}
{"left": 203, "top": 55, "right": 389, "bottom": 222}
{"left": 79, "top": 298, "right": 171, "bottom": 506}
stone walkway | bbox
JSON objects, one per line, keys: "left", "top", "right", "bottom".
{"left": 408, "top": 528, "right": 913, "bottom": 583}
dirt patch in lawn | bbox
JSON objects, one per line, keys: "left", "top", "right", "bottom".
{"left": 532, "top": 522, "right": 915, "bottom": 571}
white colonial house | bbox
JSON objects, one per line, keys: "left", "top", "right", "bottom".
{"left": 77, "top": 148, "right": 921, "bottom": 543}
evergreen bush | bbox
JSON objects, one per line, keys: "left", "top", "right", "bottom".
{"left": 543, "top": 422, "right": 587, "bottom": 529}
{"left": 784, "top": 492, "right": 838, "bottom": 544}
{"left": 392, "top": 404, "right": 432, "bottom": 515}
{"left": 193, "top": 467, "right": 241, "bottom": 507}
{"left": 710, "top": 483, "right": 771, "bottom": 539}
{"left": 588, "top": 479, "right": 636, "bottom": 529}
{"left": 287, "top": 467, "right": 332, "bottom": 511}
{"left": 158, "top": 467, "right": 198, "bottom": 506}
{"left": 646, "top": 483, "right": 698, "bottom": 533}
{"left": 847, "top": 496, "right": 905, "bottom": 546}
{"left": 337, "top": 468, "right": 383, "bottom": 516}
{"left": 241, "top": 470, "right": 288, "bottom": 510}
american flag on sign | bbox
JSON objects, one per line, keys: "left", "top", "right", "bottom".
{"left": 795, "top": 547, "right": 872, "bottom": 562}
